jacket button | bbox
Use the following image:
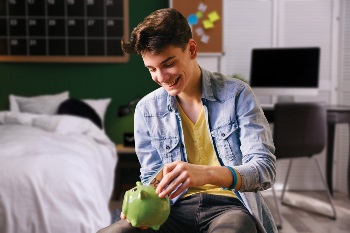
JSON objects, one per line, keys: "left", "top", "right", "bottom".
{"left": 166, "top": 145, "right": 170, "bottom": 150}
{"left": 221, "top": 133, "right": 225, "bottom": 137}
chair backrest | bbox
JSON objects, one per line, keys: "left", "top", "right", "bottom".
{"left": 273, "top": 102, "right": 326, "bottom": 159}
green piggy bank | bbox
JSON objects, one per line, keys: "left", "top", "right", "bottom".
{"left": 122, "top": 181, "right": 170, "bottom": 230}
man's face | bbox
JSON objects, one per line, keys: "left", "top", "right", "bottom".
{"left": 142, "top": 41, "right": 196, "bottom": 97}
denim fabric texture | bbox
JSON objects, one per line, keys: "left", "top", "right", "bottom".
{"left": 155, "top": 193, "right": 257, "bottom": 233}
{"left": 134, "top": 67, "right": 277, "bottom": 233}
{"left": 100, "top": 194, "right": 257, "bottom": 233}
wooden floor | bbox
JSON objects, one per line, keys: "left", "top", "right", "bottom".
{"left": 110, "top": 190, "right": 350, "bottom": 233}
{"left": 262, "top": 190, "right": 350, "bottom": 233}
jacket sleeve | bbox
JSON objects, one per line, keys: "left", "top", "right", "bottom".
{"left": 233, "top": 83, "right": 276, "bottom": 192}
{"left": 134, "top": 102, "right": 164, "bottom": 185}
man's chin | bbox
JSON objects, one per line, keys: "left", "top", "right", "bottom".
{"left": 166, "top": 89, "right": 180, "bottom": 97}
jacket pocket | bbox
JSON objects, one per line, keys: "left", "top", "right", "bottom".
{"left": 151, "top": 137, "right": 182, "bottom": 163}
{"left": 211, "top": 122, "right": 239, "bottom": 162}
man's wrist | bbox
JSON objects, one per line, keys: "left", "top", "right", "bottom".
{"left": 223, "top": 166, "right": 238, "bottom": 190}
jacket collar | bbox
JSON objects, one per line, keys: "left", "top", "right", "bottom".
{"left": 200, "top": 67, "right": 216, "bottom": 101}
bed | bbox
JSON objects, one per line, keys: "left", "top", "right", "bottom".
{"left": 0, "top": 92, "right": 117, "bottom": 233}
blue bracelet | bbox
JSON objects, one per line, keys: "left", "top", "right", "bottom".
{"left": 223, "top": 166, "right": 238, "bottom": 190}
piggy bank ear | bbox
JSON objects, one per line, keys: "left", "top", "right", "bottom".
{"left": 138, "top": 190, "right": 147, "bottom": 200}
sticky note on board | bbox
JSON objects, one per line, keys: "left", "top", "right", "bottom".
{"left": 203, "top": 19, "right": 214, "bottom": 29}
{"left": 198, "top": 3, "right": 207, "bottom": 12}
{"left": 208, "top": 11, "right": 220, "bottom": 23}
{"left": 201, "top": 34, "right": 209, "bottom": 44}
{"left": 196, "top": 11, "right": 203, "bottom": 19}
{"left": 195, "top": 27, "right": 204, "bottom": 36}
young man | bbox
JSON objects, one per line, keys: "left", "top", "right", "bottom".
{"left": 98, "top": 8, "right": 277, "bottom": 233}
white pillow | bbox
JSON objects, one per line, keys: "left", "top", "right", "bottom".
{"left": 82, "top": 98, "right": 111, "bottom": 124}
{"left": 9, "top": 91, "right": 69, "bottom": 115}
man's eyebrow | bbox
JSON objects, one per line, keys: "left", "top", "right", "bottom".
{"left": 145, "top": 56, "right": 176, "bottom": 68}
{"left": 160, "top": 56, "right": 175, "bottom": 64}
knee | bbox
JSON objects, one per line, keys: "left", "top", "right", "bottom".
{"left": 209, "top": 209, "right": 257, "bottom": 233}
{"left": 97, "top": 225, "right": 112, "bottom": 233}
{"left": 233, "top": 211, "right": 257, "bottom": 233}
{"left": 96, "top": 222, "right": 119, "bottom": 233}
{"left": 96, "top": 220, "right": 137, "bottom": 233}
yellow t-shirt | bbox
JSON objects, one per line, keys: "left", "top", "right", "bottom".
{"left": 178, "top": 103, "right": 237, "bottom": 199}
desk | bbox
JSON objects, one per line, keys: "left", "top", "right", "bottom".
{"left": 262, "top": 105, "right": 350, "bottom": 196}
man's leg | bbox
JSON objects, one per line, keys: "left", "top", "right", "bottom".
{"left": 157, "top": 195, "right": 198, "bottom": 233}
{"left": 97, "top": 195, "right": 199, "bottom": 233}
{"left": 197, "top": 194, "right": 257, "bottom": 233}
{"left": 97, "top": 219, "right": 150, "bottom": 233}
{"left": 207, "top": 208, "right": 257, "bottom": 233}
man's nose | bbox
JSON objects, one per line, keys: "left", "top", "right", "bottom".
{"left": 154, "top": 70, "right": 170, "bottom": 84}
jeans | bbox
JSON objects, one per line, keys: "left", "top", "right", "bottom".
{"left": 97, "top": 193, "right": 257, "bottom": 233}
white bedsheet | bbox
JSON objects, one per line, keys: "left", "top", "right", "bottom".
{"left": 0, "top": 112, "right": 117, "bottom": 233}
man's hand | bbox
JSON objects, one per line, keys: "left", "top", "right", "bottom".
{"left": 155, "top": 161, "right": 239, "bottom": 199}
{"left": 155, "top": 161, "right": 209, "bottom": 199}
{"left": 120, "top": 212, "right": 148, "bottom": 230}
{"left": 120, "top": 212, "right": 126, "bottom": 220}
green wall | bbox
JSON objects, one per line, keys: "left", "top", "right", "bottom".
{"left": 0, "top": 0, "right": 169, "bottom": 143}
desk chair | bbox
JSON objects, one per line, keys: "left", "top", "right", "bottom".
{"left": 271, "top": 102, "right": 337, "bottom": 228}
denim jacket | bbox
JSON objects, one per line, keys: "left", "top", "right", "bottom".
{"left": 134, "top": 67, "right": 277, "bottom": 233}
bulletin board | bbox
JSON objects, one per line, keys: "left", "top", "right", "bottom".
{"left": 170, "top": 0, "right": 222, "bottom": 54}
{"left": 0, "top": 0, "right": 129, "bottom": 63}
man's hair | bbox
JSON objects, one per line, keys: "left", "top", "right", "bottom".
{"left": 121, "top": 8, "right": 192, "bottom": 55}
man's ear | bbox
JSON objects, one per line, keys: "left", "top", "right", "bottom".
{"left": 189, "top": 39, "right": 197, "bottom": 58}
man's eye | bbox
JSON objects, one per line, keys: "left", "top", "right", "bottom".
{"left": 165, "top": 62, "right": 175, "bottom": 67}
{"left": 149, "top": 68, "right": 156, "bottom": 72}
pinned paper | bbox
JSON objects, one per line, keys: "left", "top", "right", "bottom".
{"left": 201, "top": 34, "right": 209, "bottom": 44}
{"left": 198, "top": 3, "right": 207, "bottom": 12}
{"left": 208, "top": 11, "right": 220, "bottom": 23}
{"left": 196, "top": 11, "right": 203, "bottom": 19}
{"left": 195, "top": 27, "right": 204, "bottom": 36}
{"left": 203, "top": 19, "right": 214, "bottom": 29}
{"left": 188, "top": 14, "right": 198, "bottom": 25}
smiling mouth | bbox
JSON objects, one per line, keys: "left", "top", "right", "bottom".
{"left": 166, "top": 76, "right": 180, "bottom": 87}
